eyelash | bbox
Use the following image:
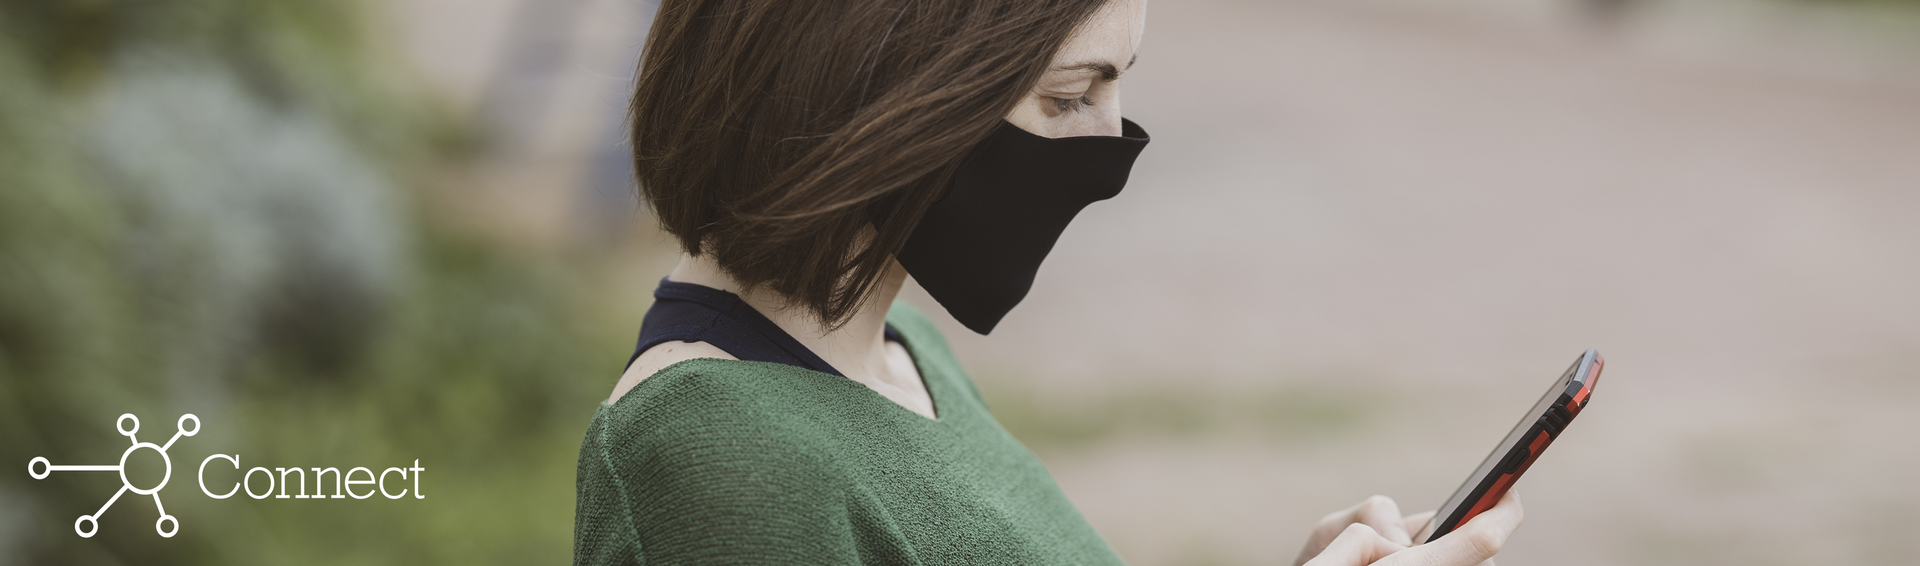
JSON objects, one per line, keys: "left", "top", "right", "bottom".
{"left": 1050, "top": 95, "right": 1093, "bottom": 113}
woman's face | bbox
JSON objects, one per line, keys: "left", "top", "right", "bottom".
{"left": 1005, "top": 0, "right": 1148, "bottom": 139}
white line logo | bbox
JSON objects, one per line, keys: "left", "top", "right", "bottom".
{"left": 28, "top": 413, "right": 200, "bottom": 538}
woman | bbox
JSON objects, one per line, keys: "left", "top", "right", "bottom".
{"left": 574, "top": 0, "right": 1524, "bottom": 564}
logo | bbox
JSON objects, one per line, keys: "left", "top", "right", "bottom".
{"left": 28, "top": 413, "right": 200, "bottom": 538}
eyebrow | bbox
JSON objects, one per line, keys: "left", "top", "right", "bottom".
{"left": 1053, "top": 54, "right": 1138, "bottom": 81}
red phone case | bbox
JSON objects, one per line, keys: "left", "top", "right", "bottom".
{"left": 1417, "top": 350, "right": 1603, "bottom": 543}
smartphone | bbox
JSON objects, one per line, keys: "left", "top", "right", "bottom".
{"left": 1411, "top": 349, "right": 1603, "bottom": 544}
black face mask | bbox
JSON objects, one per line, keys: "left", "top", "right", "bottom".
{"left": 897, "top": 118, "right": 1150, "bottom": 334}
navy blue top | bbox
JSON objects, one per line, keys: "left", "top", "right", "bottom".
{"left": 628, "top": 278, "right": 903, "bottom": 378}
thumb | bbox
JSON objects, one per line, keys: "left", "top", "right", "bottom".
{"left": 1381, "top": 491, "right": 1523, "bottom": 566}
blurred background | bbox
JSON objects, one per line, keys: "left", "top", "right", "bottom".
{"left": 2, "top": 0, "right": 1917, "bottom": 564}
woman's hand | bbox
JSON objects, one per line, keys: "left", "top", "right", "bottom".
{"left": 1293, "top": 490, "right": 1523, "bottom": 566}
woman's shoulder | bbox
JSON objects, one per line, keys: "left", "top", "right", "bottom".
{"left": 605, "top": 340, "right": 737, "bottom": 404}
{"left": 584, "top": 358, "right": 852, "bottom": 498}
{"left": 597, "top": 356, "right": 838, "bottom": 435}
{"left": 591, "top": 300, "right": 962, "bottom": 453}
{"left": 577, "top": 360, "right": 867, "bottom": 565}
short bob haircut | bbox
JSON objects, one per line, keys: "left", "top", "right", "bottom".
{"left": 632, "top": 0, "right": 1112, "bottom": 328}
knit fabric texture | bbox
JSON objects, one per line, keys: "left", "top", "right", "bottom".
{"left": 574, "top": 302, "right": 1125, "bottom": 565}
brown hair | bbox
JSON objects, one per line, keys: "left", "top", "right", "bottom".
{"left": 631, "top": 0, "right": 1111, "bottom": 328}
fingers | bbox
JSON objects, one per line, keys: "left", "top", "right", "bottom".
{"left": 1402, "top": 510, "right": 1436, "bottom": 543}
{"left": 1297, "top": 495, "right": 1411, "bottom": 566}
{"left": 1356, "top": 495, "right": 1413, "bottom": 546}
{"left": 1388, "top": 491, "right": 1524, "bottom": 566}
{"left": 1330, "top": 495, "right": 1409, "bottom": 546}
{"left": 1301, "top": 523, "right": 1407, "bottom": 566}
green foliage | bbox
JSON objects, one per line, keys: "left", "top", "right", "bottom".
{"left": 0, "top": 1, "right": 611, "bottom": 563}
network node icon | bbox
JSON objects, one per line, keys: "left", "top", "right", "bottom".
{"left": 28, "top": 413, "right": 200, "bottom": 538}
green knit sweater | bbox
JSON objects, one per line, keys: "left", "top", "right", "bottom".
{"left": 574, "top": 302, "right": 1124, "bottom": 565}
